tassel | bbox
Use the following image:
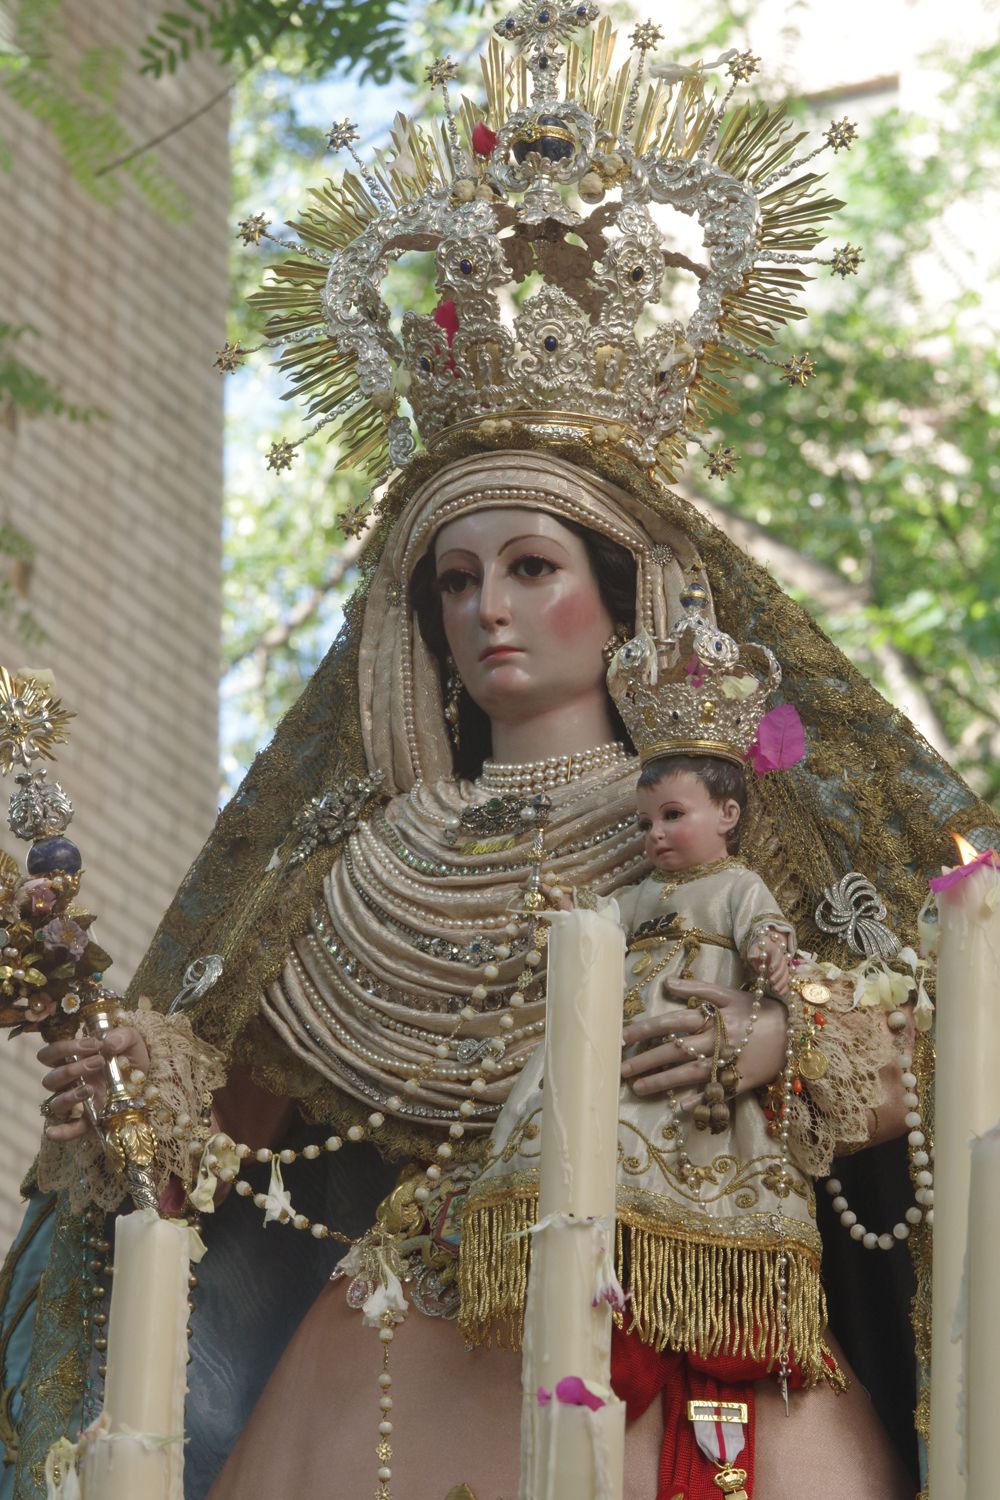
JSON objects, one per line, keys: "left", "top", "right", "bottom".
{"left": 460, "top": 1193, "right": 834, "bottom": 1385}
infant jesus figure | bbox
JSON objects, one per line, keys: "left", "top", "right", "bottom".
{"left": 614, "top": 747, "right": 793, "bottom": 1134}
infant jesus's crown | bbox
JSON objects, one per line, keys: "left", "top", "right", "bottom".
{"left": 607, "top": 583, "right": 803, "bottom": 772}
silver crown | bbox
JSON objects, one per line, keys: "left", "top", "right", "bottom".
{"left": 607, "top": 583, "right": 781, "bottom": 766}
{"left": 226, "top": 4, "right": 861, "bottom": 494}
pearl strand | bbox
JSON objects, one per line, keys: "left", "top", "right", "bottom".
{"left": 824, "top": 1051, "right": 932, "bottom": 1249}
{"left": 476, "top": 742, "right": 628, "bottom": 796}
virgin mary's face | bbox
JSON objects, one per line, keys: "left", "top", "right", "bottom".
{"left": 433, "top": 508, "right": 615, "bottom": 728}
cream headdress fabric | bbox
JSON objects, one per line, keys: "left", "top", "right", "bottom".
{"left": 359, "top": 448, "right": 709, "bottom": 792}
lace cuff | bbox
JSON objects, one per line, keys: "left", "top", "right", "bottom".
{"left": 37, "top": 1001, "right": 227, "bottom": 1214}
{"left": 785, "top": 964, "right": 896, "bottom": 1179}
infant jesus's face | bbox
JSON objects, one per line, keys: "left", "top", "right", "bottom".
{"left": 635, "top": 769, "right": 741, "bottom": 873}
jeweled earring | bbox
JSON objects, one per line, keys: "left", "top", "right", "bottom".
{"left": 444, "top": 658, "right": 462, "bottom": 750}
{"left": 602, "top": 623, "right": 631, "bottom": 665}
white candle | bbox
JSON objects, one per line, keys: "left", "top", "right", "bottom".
{"left": 80, "top": 1210, "right": 189, "bottom": 1500}
{"left": 929, "top": 854, "right": 1000, "bottom": 1500}
{"left": 966, "top": 1122, "right": 1000, "bottom": 1500}
{"left": 519, "top": 907, "right": 626, "bottom": 1500}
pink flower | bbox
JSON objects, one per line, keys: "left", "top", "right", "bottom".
{"left": 685, "top": 658, "right": 706, "bottom": 688}
{"left": 40, "top": 915, "right": 88, "bottom": 959}
{"left": 472, "top": 122, "right": 498, "bottom": 157}
{"left": 19, "top": 879, "right": 57, "bottom": 916}
{"left": 748, "top": 704, "right": 805, "bottom": 773}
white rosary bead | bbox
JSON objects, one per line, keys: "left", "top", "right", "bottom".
{"left": 255, "top": 1148, "right": 272, "bottom": 1163}
{"left": 303, "top": 1143, "right": 321, "bottom": 1159}
{"left": 378, "top": 1421, "right": 393, "bottom": 1436}
{"left": 498, "top": 1013, "right": 514, "bottom": 1030}
{"left": 825, "top": 1048, "right": 931, "bottom": 1253}
{"left": 325, "top": 1136, "right": 343, "bottom": 1151}
{"left": 279, "top": 1148, "right": 296, "bottom": 1163}
{"left": 348, "top": 1125, "right": 365, "bottom": 1142}
{"left": 368, "top": 1112, "right": 385, "bottom": 1129}
{"left": 235, "top": 1180, "right": 252, "bottom": 1197}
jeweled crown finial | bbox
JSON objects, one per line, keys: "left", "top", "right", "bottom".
{"left": 607, "top": 590, "right": 784, "bottom": 768}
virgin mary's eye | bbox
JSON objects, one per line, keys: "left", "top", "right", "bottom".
{"left": 512, "top": 555, "right": 556, "bottom": 579}
{"left": 437, "top": 568, "right": 477, "bottom": 595}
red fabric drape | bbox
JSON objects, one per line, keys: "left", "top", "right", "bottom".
{"left": 610, "top": 1327, "right": 785, "bottom": 1499}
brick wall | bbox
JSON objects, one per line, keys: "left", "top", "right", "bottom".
{"left": 0, "top": 2, "right": 229, "bottom": 1245}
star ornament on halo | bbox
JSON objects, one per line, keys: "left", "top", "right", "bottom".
{"left": 782, "top": 353, "right": 816, "bottom": 387}
{"left": 727, "top": 49, "right": 761, "bottom": 82}
{"left": 824, "top": 117, "right": 858, "bottom": 153}
{"left": 266, "top": 439, "right": 297, "bottom": 473}
{"left": 629, "top": 21, "right": 663, "bottom": 52}
{"left": 0, "top": 668, "right": 74, "bottom": 777}
{"left": 830, "top": 243, "right": 864, "bottom": 278}
{"left": 236, "top": 213, "right": 270, "bottom": 247}
{"left": 704, "top": 445, "right": 739, "bottom": 479}
{"left": 214, "top": 341, "right": 248, "bottom": 374}
{"left": 326, "top": 118, "right": 360, "bottom": 153}
{"left": 425, "top": 57, "right": 459, "bottom": 89}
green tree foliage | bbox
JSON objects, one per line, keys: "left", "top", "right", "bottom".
{"left": 140, "top": 0, "right": 436, "bottom": 86}
{"left": 691, "top": 43, "right": 1000, "bottom": 801}
{"left": 1, "top": 0, "right": 188, "bottom": 220}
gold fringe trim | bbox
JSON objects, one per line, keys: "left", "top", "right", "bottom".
{"left": 459, "top": 1192, "right": 835, "bottom": 1387}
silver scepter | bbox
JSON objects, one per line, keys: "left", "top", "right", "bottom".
{"left": 0, "top": 667, "right": 158, "bottom": 1213}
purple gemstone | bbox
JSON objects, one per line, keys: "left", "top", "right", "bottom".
{"left": 27, "top": 836, "right": 82, "bottom": 876}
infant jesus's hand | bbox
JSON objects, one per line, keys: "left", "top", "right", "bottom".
{"left": 748, "top": 929, "right": 791, "bottom": 999}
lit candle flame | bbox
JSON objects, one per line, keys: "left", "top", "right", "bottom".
{"left": 952, "top": 832, "right": 981, "bottom": 866}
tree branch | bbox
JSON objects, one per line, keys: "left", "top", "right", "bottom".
{"left": 94, "top": 80, "right": 233, "bottom": 177}
{"left": 226, "top": 528, "right": 371, "bottom": 692}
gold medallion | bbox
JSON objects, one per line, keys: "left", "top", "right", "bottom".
{"left": 798, "top": 1046, "right": 828, "bottom": 1081}
{"left": 801, "top": 980, "right": 831, "bottom": 1006}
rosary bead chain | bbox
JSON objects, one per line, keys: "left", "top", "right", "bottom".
{"left": 824, "top": 1052, "right": 932, "bottom": 1247}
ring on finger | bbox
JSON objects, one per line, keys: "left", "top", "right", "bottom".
{"left": 39, "top": 1093, "right": 60, "bottom": 1118}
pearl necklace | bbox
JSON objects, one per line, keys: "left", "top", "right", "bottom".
{"left": 476, "top": 741, "right": 629, "bottom": 796}
{"left": 824, "top": 1050, "right": 932, "bottom": 1248}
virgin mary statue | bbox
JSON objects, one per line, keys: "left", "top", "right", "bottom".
{"left": 2, "top": 8, "right": 996, "bottom": 1500}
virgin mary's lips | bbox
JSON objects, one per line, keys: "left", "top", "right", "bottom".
{"left": 479, "top": 645, "right": 522, "bottom": 662}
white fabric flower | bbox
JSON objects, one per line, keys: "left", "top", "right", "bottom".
{"left": 361, "top": 1264, "right": 408, "bottom": 1328}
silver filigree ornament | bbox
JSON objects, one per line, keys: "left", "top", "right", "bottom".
{"left": 167, "top": 954, "right": 225, "bottom": 1016}
{"left": 288, "top": 770, "right": 386, "bottom": 868}
{"left": 814, "top": 873, "right": 902, "bottom": 961}
{"left": 8, "top": 769, "right": 74, "bottom": 842}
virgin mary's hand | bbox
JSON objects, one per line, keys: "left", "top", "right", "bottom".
{"left": 37, "top": 1027, "right": 150, "bottom": 1143}
{"left": 620, "top": 976, "right": 786, "bottom": 1107}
